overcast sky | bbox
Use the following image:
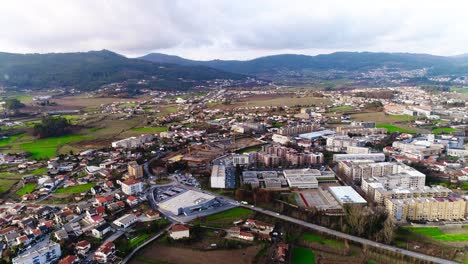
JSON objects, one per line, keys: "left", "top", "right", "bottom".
{"left": 1, "top": 0, "right": 466, "bottom": 60}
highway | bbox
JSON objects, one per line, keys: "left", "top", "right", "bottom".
{"left": 241, "top": 204, "right": 458, "bottom": 264}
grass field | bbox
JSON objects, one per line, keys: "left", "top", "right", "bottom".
{"left": 29, "top": 167, "right": 47, "bottom": 175}
{"left": 21, "top": 134, "right": 91, "bottom": 159}
{"left": 237, "top": 145, "right": 263, "bottom": 154}
{"left": 131, "top": 127, "right": 168, "bottom": 133}
{"left": 292, "top": 247, "right": 315, "bottom": 264}
{"left": 302, "top": 233, "right": 344, "bottom": 248}
{"left": 16, "top": 183, "right": 37, "bottom": 196}
{"left": 376, "top": 124, "right": 417, "bottom": 134}
{"left": 0, "top": 179, "right": 18, "bottom": 195}
{"left": 388, "top": 115, "right": 417, "bottom": 121}
{"left": 405, "top": 227, "right": 468, "bottom": 242}
{"left": 129, "top": 233, "right": 150, "bottom": 248}
{"left": 328, "top": 105, "right": 353, "bottom": 112}
{"left": 156, "top": 105, "right": 179, "bottom": 116}
{"left": 0, "top": 134, "right": 24, "bottom": 147}
{"left": 198, "top": 207, "right": 253, "bottom": 227}
{"left": 54, "top": 183, "right": 96, "bottom": 194}
{"left": 432, "top": 127, "right": 459, "bottom": 135}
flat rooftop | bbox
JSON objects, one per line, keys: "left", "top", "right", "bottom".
{"left": 329, "top": 186, "right": 367, "bottom": 205}
{"left": 158, "top": 190, "right": 216, "bottom": 214}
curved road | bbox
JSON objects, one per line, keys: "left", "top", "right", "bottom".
{"left": 242, "top": 205, "right": 457, "bottom": 264}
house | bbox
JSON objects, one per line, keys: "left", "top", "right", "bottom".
{"left": 121, "top": 179, "right": 143, "bottom": 195}
{"left": 91, "top": 223, "right": 112, "bottom": 239}
{"left": 94, "top": 195, "right": 114, "bottom": 206}
{"left": 169, "top": 224, "right": 190, "bottom": 240}
{"left": 275, "top": 243, "right": 289, "bottom": 262}
{"left": 53, "top": 229, "right": 69, "bottom": 241}
{"left": 145, "top": 210, "right": 160, "bottom": 219}
{"left": 126, "top": 196, "right": 138, "bottom": 207}
{"left": 58, "top": 255, "right": 79, "bottom": 264}
{"left": 238, "top": 231, "right": 254, "bottom": 241}
{"left": 93, "top": 242, "right": 116, "bottom": 263}
{"left": 76, "top": 240, "right": 91, "bottom": 256}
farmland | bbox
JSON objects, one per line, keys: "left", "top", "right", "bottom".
{"left": 238, "top": 95, "right": 331, "bottom": 107}
{"left": 54, "top": 183, "right": 96, "bottom": 194}
{"left": 328, "top": 105, "right": 353, "bottom": 112}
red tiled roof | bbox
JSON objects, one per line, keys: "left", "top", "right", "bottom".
{"left": 122, "top": 179, "right": 140, "bottom": 185}
{"left": 76, "top": 240, "right": 91, "bottom": 249}
{"left": 58, "top": 255, "right": 78, "bottom": 264}
{"left": 171, "top": 224, "right": 189, "bottom": 232}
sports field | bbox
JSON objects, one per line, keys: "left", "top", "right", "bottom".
{"left": 376, "top": 124, "right": 416, "bottom": 134}
{"left": 21, "top": 134, "right": 91, "bottom": 159}
{"left": 129, "top": 233, "right": 150, "bottom": 249}
{"left": 404, "top": 227, "right": 468, "bottom": 242}
{"left": 292, "top": 247, "right": 315, "bottom": 264}
{"left": 54, "top": 183, "right": 96, "bottom": 194}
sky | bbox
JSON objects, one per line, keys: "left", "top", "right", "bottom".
{"left": 0, "top": 0, "right": 467, "bottom": 60}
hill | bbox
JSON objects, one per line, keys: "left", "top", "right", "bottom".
{"left": 139, "top": 51, "right": 468, "bottom": 79}
{"left": 0, "top": 50, "right": 246, "bottom": 91}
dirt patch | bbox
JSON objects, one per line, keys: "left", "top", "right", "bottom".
{"left": 129, "top": 244, "right": 262, "bottom": 264}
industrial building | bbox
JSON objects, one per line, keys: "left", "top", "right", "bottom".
{"left": 113, "top": 214, "right": 138, "bottom": 229}
{"left": 157, "top": 190, "right": 219, "bottom": 216}
{"left": 328, "top": 186, "right": 367, "bottom": 205}
{"left": 283, "top": 168, "right": 336, "bottom": 189}
{"left": 210, "top": 165, "right": 226, "bottom": 189}
{"left": 242, "top": 171, "right": 288, "bottom": 189}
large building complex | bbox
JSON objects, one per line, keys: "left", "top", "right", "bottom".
{"left": 328, "top": 186, "right": 367, "bottom": 205}
{"left": 278, "top": 124, "right": 316, "bottom": 136}
{"left": 242, "top": 171, "right": 288, "bottom": 189}
{"left": 210, "top": 165, "right": 227, "bottom": 188}
{"left": 336, "top": 125, "right": 387, "bottom": 136}
{"left": 283, "top": 168, "right": 336, "bottom": 189}
{"left": 250, "top": 145, "right": 323, "bottom": 168}
{"left": 338, "top": 160, "right": 395, "bottom": 182}
{"left": 111, "top": 134, "right": 154, "bottom": 149}
{"left": 157, "top": 190, "right": 219, "bottom": 216}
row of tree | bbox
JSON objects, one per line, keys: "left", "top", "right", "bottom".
{"left": 33, "top": 116, "right": 72, "bottom": 138}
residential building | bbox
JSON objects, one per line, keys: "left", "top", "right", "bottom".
{"left": 386, "top": 196, "right": 466, "bottom": 221}
{"left": 93, "top": 242, "right": 116, "bottom": 263}
{"left": 12, "top": 241, "right": 61, "bottom": 264}
{"left": 127, "top": 161, "right": 143, "bottom": 179}
{"left": 121, "top": 179, "right": 143, "bottom": 195}
{"left": 113, "top": 214, "right": 138, "bottom": 229}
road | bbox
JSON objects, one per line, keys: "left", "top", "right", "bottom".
{"left": 242, "top": 205, "right": 458, "bottom": 264}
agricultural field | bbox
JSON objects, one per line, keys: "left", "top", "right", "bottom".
{"left": 54, "top": 183, "right": 96, "bottom": 194}
{"left": 0, "top": 172, "right": 23, "bottom": 195}
{"left": 376, "top": 124, "right": 417, "bottom": 134}
{"left": 432, "top": 127, "right": 459, "bottom": 135}
{"left": 16, "top": 183, "right": 37, "bottom": 196}
{"left": 156, "top": 105, "right": 179, "bottom": 116}
{"left": 195, "top": 207, "right": 253, "bottom": 228}
{"left": 131, "top": 127, "right": 168, "bottom": 133}
{"left": 21, "top": 134, "right": 92, "bottom": 159}
{"left": 291, "top": 247, "right": 315, "bottom": 264}
{"left": 301, "top": 233, "right": 344, "bottom": 248}
{"left": 403, "top": 227, "right": 468, "bottom": 242}
{"left": 0, "top": 133, "right": 24, "bottom": 147}
{"left": 29, "top": 167, "right": 47, "bottom": 175}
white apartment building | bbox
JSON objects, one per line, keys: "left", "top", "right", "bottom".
{"left": 232, "top": 154, "right": 250, "bottom": 166}
{"left": 121, "top": 179, "right": 143, "bottom": 195}
{"left": 12, "top": 241, "right": 61, "bottom": 264}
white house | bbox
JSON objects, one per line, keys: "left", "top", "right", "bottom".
{"left": 169, "top": 224, "right": 190, "bottom": 240}
{"left": 121, "top": 179, "right": 143, "bottom": 195}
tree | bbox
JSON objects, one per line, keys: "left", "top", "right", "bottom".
{"left": 33, "top": 116, "right": 72, "bottom": 138}
{"left": 4, "top": 98, "right": 24, "bottom": 110}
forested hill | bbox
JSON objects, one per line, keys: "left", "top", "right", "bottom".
{"left": 140, "top": 51, "right": 468, "bottom": 77}
{"left": 0, "top": 50, "right": 246, "bottom": 91}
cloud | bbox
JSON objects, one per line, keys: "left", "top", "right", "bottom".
{"left": 0, "top": 0, "right": 467, "bottom": 59}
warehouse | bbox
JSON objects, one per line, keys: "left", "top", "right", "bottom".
{"left": 157, "top": 190, "right": 219, "bottom": 216}
{"left": 328, "top": 186, "right": 367, "bottom": 205}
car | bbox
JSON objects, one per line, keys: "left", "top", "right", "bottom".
{"left": 275, "top": 213, "right": 280, "bottom": 216}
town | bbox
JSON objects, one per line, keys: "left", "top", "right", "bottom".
{"left": 0, "top": 84, "right": 466, "bottom": 264}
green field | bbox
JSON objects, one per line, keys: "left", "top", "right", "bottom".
{"left": 129, "top": 233, "right": 150, "bottom": 248}
{"left": 55, "top": 183, "right": 96, "bottom": 194}
{"left": 0, "top": 134, "right": 24, "bottom": 147}
{"left": 292, "top": 247, "right": 315, "bottom": 264}
{"left": 451, "top": 87, "right": 468, "bottom": 94}
{"left": 199, "top": 207, "right": 253, "bottom": 227}
{"left": 432, "top": 127, "right": 459, "bottom": 135}
{"left": 237, "top": 145, "right": 263, "bottom": 154}
{"left": 241, "top": 96, "right": 330, "bottom": 107}
{"left": 131, "top": 127, "right": 168, "bottom": 133}
{"left": 388, "top": 115, "right": 417, "bottom": 121}
{"left": 16, "top": 183, "right": 37, "bottom": 196}
{"left": 302, "top": 233, "right": 343, "bottom": 248}
{"left": 405, "top": 227, "right": 468, "bottom": 242}
{"left": 0, "top": 179, "right": 18, "bottom": 195}
{"left": 376, "top": 124, "right": 416, "bottom": 134}
{"left": 29, "top": 167, "right": 47, "bottom": 175}
{"left": 21, "top": 134, "right": 91, "bottom": 159}
{"left": 328, "top": 105, "right": 353, "bottom": 112}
